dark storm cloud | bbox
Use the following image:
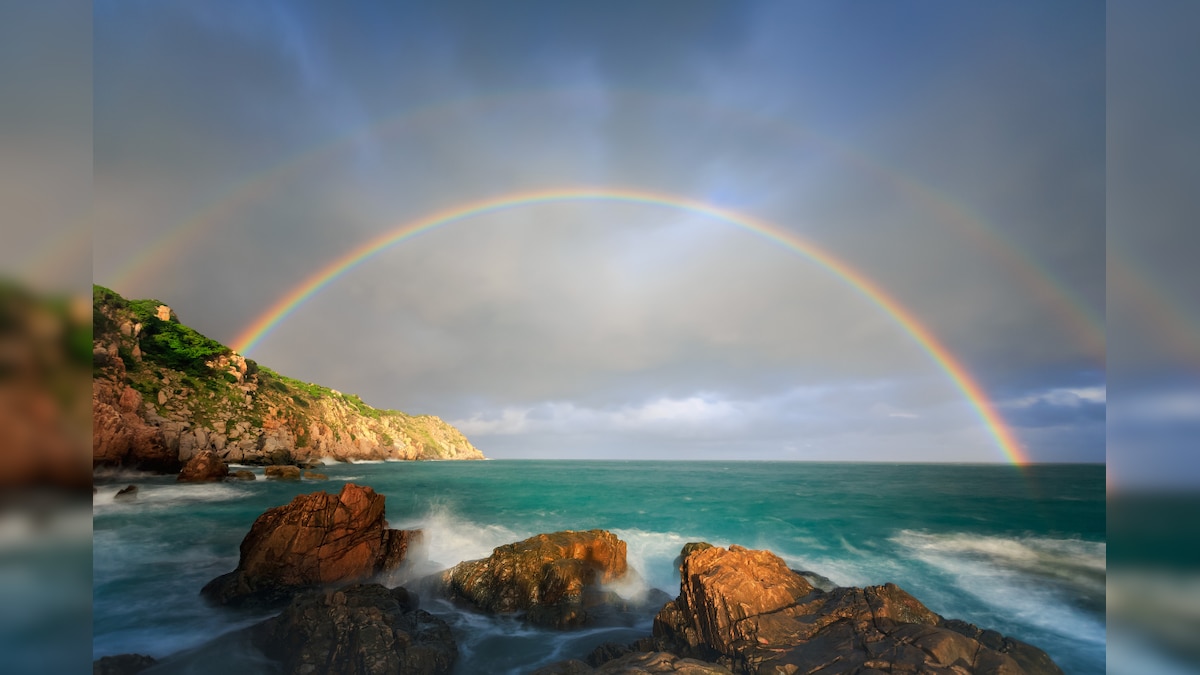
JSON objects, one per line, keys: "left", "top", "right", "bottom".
{"left": 93, "top": 1, "right": 1105, "bottom": 462}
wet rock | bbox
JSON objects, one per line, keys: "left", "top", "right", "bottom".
{"left": 232, "top": 469, "right": 256, "bottom": 481}
{"left": 113, "top": 485, "right": 138, "bottom": 501}
{"left": 92, "top": 653, "right": 157, "bottom": 675}
{"left": 248, "top": 583, "right": 455, "bottom": 675}
{"left": 650, "top": 544, "right": 1063, "bottom": 674}
{"left": 303, "top": 470, "right": 328, "bottom": 480}
{"left": 437, "top": 529, "right": 631, "bottom": 629}
{"left": 264, "top": 465, "right": 301, "bottom": 480}
{"left": 535, "top": 652, "right": 733, "bottom": 674}
{"left": 201, "top": 483, "right": 420, "bottom": 607}
{"left": 176, "top": 449, "right": 229, "bottom": 482}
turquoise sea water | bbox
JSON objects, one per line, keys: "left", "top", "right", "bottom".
{"left": 93, "top": 461, "right": 1105, "bottom": 674}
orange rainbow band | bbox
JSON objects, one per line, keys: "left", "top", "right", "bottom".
{"left": 231, "top": 188, "right": 1028, "bottom": 465}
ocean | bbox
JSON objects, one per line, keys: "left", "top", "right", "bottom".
{"left": 92, "top": 461, "right": 1106, "bottom": 674}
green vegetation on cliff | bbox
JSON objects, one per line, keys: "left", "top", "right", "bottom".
{"left": 92, "top": 285, "right": 484, "bottom": 466}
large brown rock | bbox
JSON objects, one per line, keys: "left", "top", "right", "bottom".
{"left": 438, "top": 529, "right": 631, "bottom": 628}
{"left": 176, "top": 449, "right": 229, "bottom": 482}
{"left": 201, "top": 483, "right": 420, "bottom": 607}
{"left": 249, "top": 583, "right": 456, "bottom": 675}
{"left": 650, "top": 544, "right": 1063, "bottom": 675}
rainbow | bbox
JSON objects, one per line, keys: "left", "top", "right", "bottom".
{"left": 108, "top": 89, "right": 1103, "bottom": 363}
{"left": 230, "top": 187, "right": 1029, "bottom": 465}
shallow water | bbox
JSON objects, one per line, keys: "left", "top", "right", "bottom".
{"left": 93, "top": 461, "right": 1105, "bottom": 674}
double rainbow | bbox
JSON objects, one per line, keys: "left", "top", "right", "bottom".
{"left": 230, "top": 187, "right": 1028, "bottom": 465}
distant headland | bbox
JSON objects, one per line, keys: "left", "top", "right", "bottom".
{"left": 92, "top": 285, "right": 485, "bottom": 475}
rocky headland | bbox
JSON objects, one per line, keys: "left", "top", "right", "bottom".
{"left": 91, "top": 285, "right": 484, "bottom": 473}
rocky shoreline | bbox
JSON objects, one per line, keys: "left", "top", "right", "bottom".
{"left": 94, "top": 483, "right": 1066, "bottom": 675}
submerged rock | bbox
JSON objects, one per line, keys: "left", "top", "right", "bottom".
{"left": 264, "top": 465, "right": 301, "bottom": 480}
{"left": 437, "top": 529, "right": 634, "bottom": 629}
{"left": 232, "top": 469, "right": 256, "bottom": 481}
{"left": 176, "top": 449, "right": 229, "bottom": 482}
{"left": 92, "top": 653, "right": 157, "bottom": 675}
{"left": 646, "top": 544, "right": 1064, "bottom": 675}
{"left": 248, "top": 583, "right": 455, "bottom": 675}
{"left": 201, "top": 483, "right": 420, "bottom": 607}
{"left": 113, "top": 485, "right": 138, "bottom": 501}
{"left": 303, "top": 470, "right": 328, "bottom": 480}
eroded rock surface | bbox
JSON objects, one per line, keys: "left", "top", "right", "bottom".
{"left": 176, "top": 449, "right": 229, "bottom": 482}
{"left": 201, "top": 483, "right": 419, "bottom": 607}
{"left": 645, "top": 544, "right": 1063, "bottom": 675}
{"left": 438, "top": 529, "right": 634, "bottom": 628}
{"left": 249, "top": 583, "right": 456, "bottom": 675}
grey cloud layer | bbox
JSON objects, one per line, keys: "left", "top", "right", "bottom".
{"left": 93, "top": 1, "right": 1105, "bottom": 462}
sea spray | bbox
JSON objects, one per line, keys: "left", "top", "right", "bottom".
{"left": 93, "top": 460, "right": 1105, "bottom": 674}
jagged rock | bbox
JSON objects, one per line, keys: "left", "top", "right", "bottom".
{"left": 201, "top": 483, "right": 420, "bottom": 607}
{"left": 674, "top": 542, "right": 714, "bottom": 582}
{"left": 113, "top": 485, "right": 138, "bottom": 501}
{"left": 92, "top": 653, "right": 157, "bottom": 675}
{"left": 92, "top": 379, "right": 178, "bottom": 473}
{"left": 534, "top": 652, "right": 733, "bottom": 674}
{"left": 650, "top": 544, "right": 1064, "bottom": 674}
{"left": 248, "top": 583, "right": 455, "bottom": 675}
{"left": 176, "top": 449, "right": 229, "bottom": 482}
{"left": 437, "top": 529, "right": 632, "bottom": 628}
{"left": 264, "top": 465, "right": 301, "bottom": 480}
{"left": 232, "top": 469, "right": 256, "bottom": 481}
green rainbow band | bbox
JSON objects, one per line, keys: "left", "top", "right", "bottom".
{"left": 231, "top": 187, "right": 1028, "bottom": 465}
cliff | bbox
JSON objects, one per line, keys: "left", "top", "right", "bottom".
{"left": 92, "top": 285, "right": 485, "bottom": 471}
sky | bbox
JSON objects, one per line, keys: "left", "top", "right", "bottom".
{"left": 86, "top": 1, "right": 1113, "bottom": 464}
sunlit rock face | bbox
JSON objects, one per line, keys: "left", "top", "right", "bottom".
{"left": 650, "top": 544, "right": 1064, "bottom": 675}
{"left": 201, "top": 484, "right": 420, "bottom": 608}
{"left": 437, "top": 529, "right": 638, "bottom": 629}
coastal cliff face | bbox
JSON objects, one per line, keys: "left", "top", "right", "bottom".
{"left": 92, "top": 286, "right": 484, "bottom": 470}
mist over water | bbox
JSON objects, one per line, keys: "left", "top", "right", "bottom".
{"left": 92, "top": 461, "right": 1104, "bottom": 674}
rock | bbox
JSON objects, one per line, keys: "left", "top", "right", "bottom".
{"left": 264, "top": 465, "right": 301, "bottom": 480}
{"left": 201, "top": 483, "right": 420, "bottom": 607}
{"left": 176, "top": 449, "right": 229, "bottom": 482}
{"left": 303, "top": 470, "right": 328, "bottom": 480}
{"left": 92, "top": 383, "right": 178, "bottom": 473}
{"left": 651, "top": 544, "right": 1063, "bottom": 674}
{"left": 674, "top": 542, "right": 714, "bottom": 582}
{"left": 438, "top": 529, "right": 631, "bottom": 628}
{"left": 232, "top": 469, "right": 256, "bottom": 481}
{"left": 248, "top": 583, "right": 455, "bottom": 675}
{"left": 92, "top": 653, "right": 157, "bottom": 675}
{"left": 535, "top": 652, "right": 733, "bottom": 674}
{"left": 793, "top": 568, "right": 837, "bottom": 592}
{"left": 113, "top": 485, "right": 138, "bottom": 501}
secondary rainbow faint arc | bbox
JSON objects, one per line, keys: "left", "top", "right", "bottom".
{"left": 231, "top": 188, "right": 1029, "bottom": 465}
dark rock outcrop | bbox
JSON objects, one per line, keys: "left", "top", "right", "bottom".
{"left": 264, "top": 465, "right": 301, "bottom": 480}
{"left": 92, "top": 653, "right": 157, "bottom": 675}
{"left": 534, "top": 651, "right": 733, "bottom": 674}
{"left": 201, "top": 483, "right": 420, "bottom": 607}
{"left": 248, "top": 583, "right": 455, "bottom": 675}
{"left": 648, "top": 544, "right": 1063, "bottom": 675}
{"left": 437, "top": 529, "right": 633, "bottom": 628}
{"left": 176, "top": 449, "right": 229, "bottom": 482}
{"left": 232, "top": 469, "right": 256, "bottom": 481}
{"left": 113, "top": 485, "right": 138, "bottom": 501}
